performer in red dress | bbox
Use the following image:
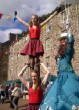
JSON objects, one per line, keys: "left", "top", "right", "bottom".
{"left": 18, "top": 63, "right": 50, "bottom": 110}
{"left": 15, "top": 11, "right": 57, "bottom": 75}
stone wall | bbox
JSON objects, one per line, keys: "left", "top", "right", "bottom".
{"left": 40, "top": 4, "right": 79, "bottom": 76}
{"left": 7, "top": 34, "right": 29, "bottom": 80}
{"left": 0, "top": 4, "right": 79, "bottom": 82}
{"left": 0, "top": 42, "right": 10, "bottom": 82}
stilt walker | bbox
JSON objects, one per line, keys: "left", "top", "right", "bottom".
{"left": 14, "top": 11, "right": 57, "bottom": 76}
{"left": 39, "top": 2, "right": 79, "bottom": 110}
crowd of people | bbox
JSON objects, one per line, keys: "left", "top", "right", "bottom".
{"left": 0, "top": 82, "right": 22, "bottom": 109}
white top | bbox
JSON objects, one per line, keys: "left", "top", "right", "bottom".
{"left": 12, "top": 87, "right": 22, "bottom": 97}
{"left": 61, "top": 32, "right": 68, "bottom": 38}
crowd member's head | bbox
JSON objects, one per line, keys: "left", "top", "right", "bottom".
{"left": 14, "top": 83, "right": 19, "bottom": 87}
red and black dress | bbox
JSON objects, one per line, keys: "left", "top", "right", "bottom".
{"left": 26, "top": 86, "right": 43, "bottom": 110}
{"left": 21, "top": 26, "right": 44, "bottom": 57}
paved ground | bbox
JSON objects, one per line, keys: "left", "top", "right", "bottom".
{"left": 0, "top": 98, "right": 28, "bottom": 110}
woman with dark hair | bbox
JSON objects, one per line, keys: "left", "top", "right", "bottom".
{"left": 18, "top": 63, "right": 50, "bottom": 110}
{"left": 39, "top": 32, "right": 79, "bottom": 110}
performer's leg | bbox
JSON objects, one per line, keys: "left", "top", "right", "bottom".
{"left": 34, "top": 56, "right": 40, "bottom": 76}
{"left": 29, "top": 56, "right": 34, "bottom": 70}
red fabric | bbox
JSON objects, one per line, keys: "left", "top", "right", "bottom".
{"left": 0, "top": 13, "right": 3, "bottom": 19}
{"left": 20, "top": 39, "right": 44, "bottom": 56}
{"left": 29, "top": 87, "right": 43, "bottom": 104}
{"left": 30, "top": 27, "right": 40, "bottom": 39}
{"left": 26, "top": 105, "right": 40, "bottom": 110}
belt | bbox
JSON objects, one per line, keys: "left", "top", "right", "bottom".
{"left": 30, "top": 38, "right": 39, "bottom": 40}
{"left": 29, "top": 103, "right": 40, "bottom": 105}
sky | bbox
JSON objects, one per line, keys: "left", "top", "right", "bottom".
{"left": 0, "top": 0, "right": 78, "bottom": 43}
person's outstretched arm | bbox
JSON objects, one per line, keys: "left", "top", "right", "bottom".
{"left": 18, "top": 65, "right": 29, "bottom": 89}
{"left": 15, "top": 15, "right": 30, "bottom": 28}
{"left": 40, "top": 11, "right": 57, "bottom": 27}
{"left": 41, "top": 63, "right": 50, "bottom": 85}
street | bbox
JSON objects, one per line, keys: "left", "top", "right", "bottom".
{"left": 0, "top": 98, "right": 28, "bottom": 110}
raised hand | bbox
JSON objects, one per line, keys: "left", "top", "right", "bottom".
{"left": 14, "top": 11, "right": 17, "bottom": 16}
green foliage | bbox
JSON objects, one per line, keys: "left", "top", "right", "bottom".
{"left": 39, "top": 4, "right": 67, "bottom": 23}
{"left": 22, "top": 29, "right": 29, "bottom": 35}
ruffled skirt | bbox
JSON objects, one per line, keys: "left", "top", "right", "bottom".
{"left": 21, "top": 39, "right": 44, "bottom": 57}
{"left": 39, "top": 71, "right": 79, "bottom": 110}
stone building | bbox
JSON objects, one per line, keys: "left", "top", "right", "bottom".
{"left": 40, "top": 4, "right": 79, "bottom": 77}
{"left": 0, "top": 4, "right": 79, "bottom": 82}
{"left": 0, "top": 41, "right": 10, "bottom": 82}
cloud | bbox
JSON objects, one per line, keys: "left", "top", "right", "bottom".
{"left": 0, "top": 0, "right": 77, "bottom": 27}
{"left": 0, "top": 0, "right": 78, "bottom": 20}
{"left": 0, "top": 29, "right": 22, "bottom": 43}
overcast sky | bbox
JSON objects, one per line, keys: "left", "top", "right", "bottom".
{"left": 0, "top": 0, "right": 78, "bottom": 43}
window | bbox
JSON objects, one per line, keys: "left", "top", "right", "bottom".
{"left": 46, "top": 39, "right": 50, "bottom": 50}
{"left": 46, "top": 56, "right": 50, "bottom": 68}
